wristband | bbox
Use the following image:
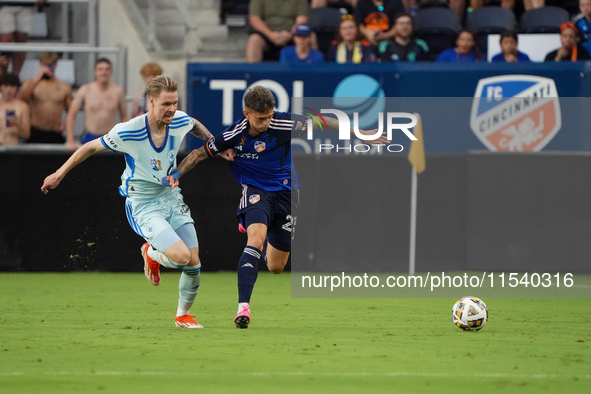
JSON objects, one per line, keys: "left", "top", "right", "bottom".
{"left": 161, "top": 170, "right": 181, "bottom": 186}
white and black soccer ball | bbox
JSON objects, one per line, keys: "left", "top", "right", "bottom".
{"left": 452, "top": 296, "right": 488, "bottom": 331}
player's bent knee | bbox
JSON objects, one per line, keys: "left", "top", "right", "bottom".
{"left": 165, "top": 247, "right": 191, "bottom": 267}
{"left": 267, "top": 259, "right": 287, "bottom": 274}
{"left": 268, "top": 265, "right": 284, "bottom": 274}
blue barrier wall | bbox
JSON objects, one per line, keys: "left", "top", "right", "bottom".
{"left": 186, "top": 62, "right": 591, "bottom": 153}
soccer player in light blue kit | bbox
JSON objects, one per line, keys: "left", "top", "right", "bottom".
{"left": 164, "top": 86, "right": 389, "bottom": 329}
{"left": 41, "top": 76, "right": 216, "bottom": 328}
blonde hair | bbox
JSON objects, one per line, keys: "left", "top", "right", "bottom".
{"left": 39, "top": 52, "right": 59, "bottom": 65}
{"left": 146, "top": 75, "right": 178, "bottom": 99}
{"left": 140, "top": 62, "right": 163, "bottom": 76}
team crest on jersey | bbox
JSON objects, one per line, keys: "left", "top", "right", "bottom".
{"left": 470, "top": 75, "right": 561, "bottom": 152}
{"left": 249, "top": 194, "right": 260, "bottom": 204}
{"left": 151, "top": 158, "right": 162, "bottom": 171}
{"left": 254, "top": 141, "right": 266, "bottom": 152}
{"left": 168, "top": 151, "right": 175, "bottom": 162}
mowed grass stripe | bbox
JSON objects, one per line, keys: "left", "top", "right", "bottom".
{"left": 1, "top": 272, "right": 590, "bottom": 393}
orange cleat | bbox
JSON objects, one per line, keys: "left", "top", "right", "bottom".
{"left": 141, "top": 243, "right": 160, "bottom": 286}
{"left": 175, "top": 314, "right": 204, "bottom": 328}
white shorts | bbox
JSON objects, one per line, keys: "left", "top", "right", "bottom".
{"left": 0, "top": 6, "right": 34, "bottom": 35}
{"left": 125, "top": 188, "right": 198, "bottom": 251}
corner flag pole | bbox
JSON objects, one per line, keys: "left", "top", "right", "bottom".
{"left": 407, "top": 114, "right": 426, "bottom": 275}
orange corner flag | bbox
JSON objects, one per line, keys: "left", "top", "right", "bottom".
{"left": 408, "top": 113, "right": 426, "bottom": 174}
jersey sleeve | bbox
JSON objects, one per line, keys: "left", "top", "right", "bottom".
{"left": 101, "top": 123, "right": 127, "bottom": 153}
{"left": 204, "top": 117, "right": 246, "bottom": 157}
{"left": 273, "top": 111, "right": 308, "bottom": 139}
{"left": 169, "top": 110, "right": 195, "bottom": 137}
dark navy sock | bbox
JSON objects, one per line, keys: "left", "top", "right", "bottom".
{"left": 237, "top": 246, "right": 261, "bottom": 303}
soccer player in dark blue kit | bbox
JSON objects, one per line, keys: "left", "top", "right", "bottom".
{"left": 164, "top": 86, "right": 388, "bottom": 328}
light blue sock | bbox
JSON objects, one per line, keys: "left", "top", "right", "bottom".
{"left": 177, "top": 265, "right": 201, "bottom": 316}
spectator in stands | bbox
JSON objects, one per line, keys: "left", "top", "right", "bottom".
{"left": 436, "top": 29, "right": 484, "bottom": 61}
{"left": 491, "top": 30, "right": 531, "bottom": 62}
{"left": 0, "top": 73, "right": 29, "bottom": 145}
{"left": 354, "top": 0, "right": 405, "bottom": 46}
{"left": 545, "top": 22, "right": 591, "bottom": 61}
{"left": 523, "top": 0, "right": 544, "bottom": 10}
{"left": 0, "top": 55, "right": 8, "bottom": 75}
{"left": 280, "top": 23, "right": 325, "bottom": 63}
{"left": 246, "top": 0, "right": 310, "bottom": 62}
{"left": 131, "top": 62, "right": 163, "bottom": 118}
{"left": 65, "top": 58, "right": 128, "bottom": 151}
{"left": 376, "top": 12, "right": 429, "bottom": 61}
{"left": 0, "top": 0, "right": 47, "bottom": 75}
{"left": 574, "top": 0, "right": 591, "bottom": 54}
{"left": 17, "top": 52, "right": 72, "bottom": 144}
{"left": 326, "top": 14, "right": 375, "bottom": 63}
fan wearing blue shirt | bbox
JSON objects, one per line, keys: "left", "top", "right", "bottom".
{"left": 436, "top": 30, "right": 483, "bottom": 62}
{"left": 279, "top": 23, "right": 325, "bottom": 64}
{"left": 491, "top": 30, "right": 531, "bottom": 63}
{"left": 574, "top": 0, "right": 591, "bottom": 54}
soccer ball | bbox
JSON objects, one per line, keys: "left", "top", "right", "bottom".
{"left": 452, "top": 296, "right": 488, "bottom": 331}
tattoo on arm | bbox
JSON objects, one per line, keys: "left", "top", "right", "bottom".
{"left": 190, "top": 120, "right": 213, "bottom": 141}
{"left": 177, "top": 146, "right": 208, "bottom": 175}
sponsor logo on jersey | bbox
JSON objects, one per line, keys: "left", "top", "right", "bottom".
{"left": 470, "top": 75, "right": 561, "bottom": 152}
{"left": 151, "top": 158, "right": 162, "bottom": 171}
{"left": 254, "top": 141, "right": 266, "bottom": 152}
{"left": 175, "top": 201, "right": 189, "bottom": 214}
{"left": 103, "top": 135, "right": 118, "bottom": 149}
{"left": 168, "top": 151, "right": 175, "bottom": 162}
{"left": 249, "top": 194, "right": 260, "bottom": 204}
{"left": 283, "top": 179, "right": 288, "bottom": 185}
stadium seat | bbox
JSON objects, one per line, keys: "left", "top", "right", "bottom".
{"left": 520, "top": 6, "right": 569, "bottom": 34}
{"left": 221, "top": 0, "right": 250, "bottom": 26}
{"left": 309, "top": 7, "right": 345, "bottom": 56}
{"left": 413, "top": 7, "right": 461, "bottom": 60}
{"left": 466, "top": 7, "right": 517, "bottom": 56}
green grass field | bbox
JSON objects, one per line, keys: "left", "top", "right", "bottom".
{"left": 1, "top": 272, "right": 590, "bottom": 393}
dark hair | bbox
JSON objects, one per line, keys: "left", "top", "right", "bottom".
{"left": 0, "top": 73, "right": 21, "bottom": 87}
{"left": 393, "top": 12, "right": 413, "bottom": 26}
{"left": 457, "top": 29, "right": 484, "bottom": 61}
{"left": 243, "top": 86, "right": 275, "bottom": 113}
{"left": 95, "top": 57, "right": 112, "bottom": 67}
{"left": 500, "top": 30, "right": 518, "bottom": 43}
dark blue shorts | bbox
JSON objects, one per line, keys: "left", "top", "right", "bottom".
{"left": 237, "top": 184, "right": 299, "bottom": 252}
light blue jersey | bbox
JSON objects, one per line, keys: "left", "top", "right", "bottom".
{"left": 101, "top": 111, "right": 194, "bottom": 199}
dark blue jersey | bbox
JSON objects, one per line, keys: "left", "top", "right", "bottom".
{"left": 205, "top": 112, "right": 307, "bottom": 191}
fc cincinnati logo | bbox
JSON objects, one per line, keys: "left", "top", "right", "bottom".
{"left": 254, "top": 141, "right": 266, "bottom": 152}
{"left": 470, "top": 75, "right": 561, "bottom": 152}
{"left": 249, "top": 194, "right": 260, "bottom": 204}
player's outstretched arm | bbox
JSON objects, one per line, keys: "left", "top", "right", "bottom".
{"left": 41, "top": 138, "right": 107, "bottom": 194}
{"left": 163, "top": 146, "right": 209, "bottom": 188}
